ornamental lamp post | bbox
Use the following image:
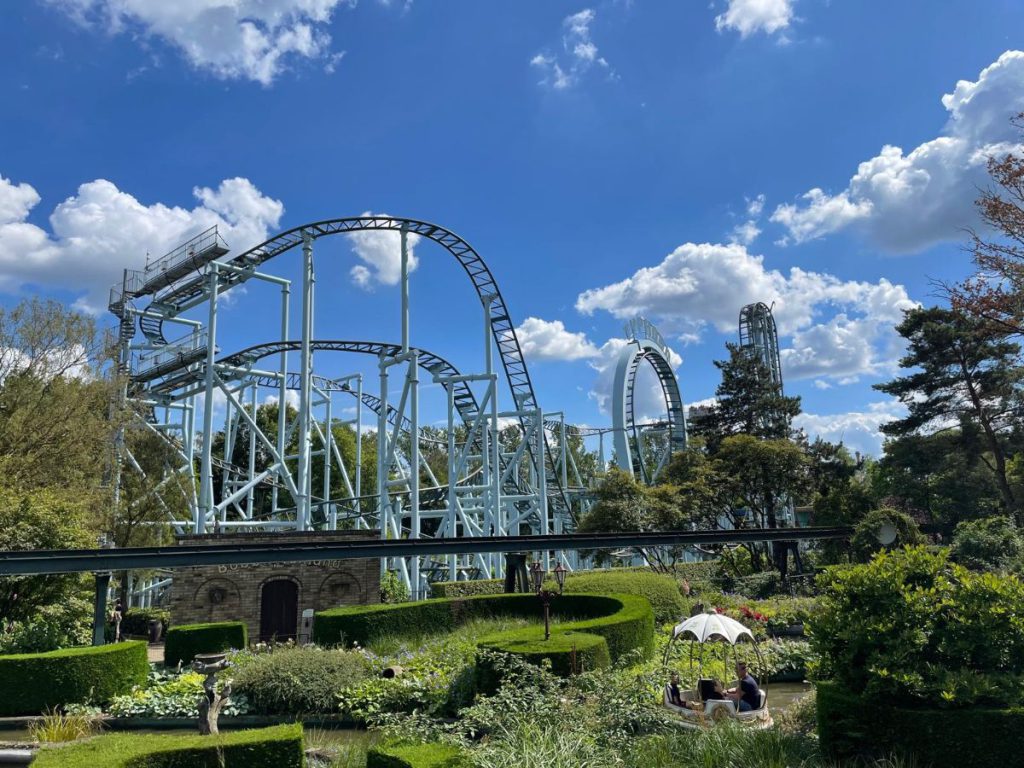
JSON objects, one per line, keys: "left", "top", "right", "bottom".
{"left": 531, "top": 560, "right": 566, "bottom": 641}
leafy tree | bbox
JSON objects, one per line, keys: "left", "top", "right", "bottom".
{"left": 577, "top": 468, "right": 695, "bottom": 572}
{"left": 951, "top": 113, "right": 1024, "bottom": 335}
{"left": 875, "top": 306, "right": 1024, "bottom": 520}
{"left": 0, "top": 298, "right": 115, "bottom": 491}
{"left": 690, "top": 343, "right": 801, "bottom": 449}
{"left": 713, "top": 435, "right": 811, "bottom": 573}
{"left": 871, "top": 429, "right": 1003, "bottom": 527}
{"left": 0, "top": 487, "right": 93, "bottom": 624}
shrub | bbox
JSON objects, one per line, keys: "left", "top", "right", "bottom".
{"left": 817, "top": 680, "right": 1024, "bottom": 767}
{"left": 108, "top": 667, "right": 249, "bottom": 718}
{"left": 29, "top": 709, "right": 100, "bottom": 742}
{"left": 316, "top": 593, "right": 655, "bottom": 680}
{"left": 731, "top": 571, "right": 781, "bottom": 599}
{"left": 121, "top": 608, "right": 170, "bottom": 638}
{"left": 381, "top": 570, "right": 410, "bottom": 603}
{"left": 367, "top": 743, "right": 467, "bottom": 768}
{"left": 850, "top": 507, "right": 923, "bottom": 562}
{"left": 232, "top": 645, "right": 371, "bottom": 714}
{"left": 810, "top": 546, "right": 1024, "bottom": 706}
{"left": 164, "top": 621, "right": 247, "bottom": 667}
{"left": 950, "top": 516, "right": 1023, "bottom": 571}
{"left": 557, "top": 570, "right": 686, "bottom": 623}
{"left": 0, "top": 641, "right": 148, "bottom": 715}
{"left": 0, "top": 596, "right": 92, "bottom": 654}
{"left": 31, "top": 723, "right": 304, "bottom": 768}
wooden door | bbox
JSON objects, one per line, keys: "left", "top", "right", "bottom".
{"left": 260, "top": 579, "right": 298, "bottom": 642}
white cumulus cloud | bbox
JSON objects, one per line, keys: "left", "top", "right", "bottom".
{"left": 531, "top": 8, "right": 614, "bottom": 90}
{"left": 771, "top": 50, "right": 1024, "bottom": 252}
{"left": 49, "top": 0, "right": 357, "bottom": 85}
{"left": 715, "top": 0, "right": 795, "bottom": 38}
{"left": 0, "top": 173, "right": 284, "bottom": 311}
{"left": 515, "top": 317, "right": 600, "bottom": 361}
{"left": 795, "top": 400, "right": 906, "bottom": 458}
{"left": 576, "top": 240, "right": 917, "bottom": 384}
{"left": 345, "top": 213, "right": 421, "bottom": 290}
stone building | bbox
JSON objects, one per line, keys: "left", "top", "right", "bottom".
{"left": 169, "top": 530, "right": 380, "bottom": 643}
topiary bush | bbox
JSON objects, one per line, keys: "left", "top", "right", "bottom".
{"left": 32, "top": 723, "right": 304, "bottom": 768}
{"left": 232, "top": 645, "right": 371, "bottom": 714}
{"left": 850, "top": 507, "right": 923, "bottom": 562}
{"left": 316, "top": 593, "right": 654, "bottom": 679}
{"left": 0, "top": 641, "right": 149, "bottom": 715}
{"left": 164, "top": 621, "right": 247, "bottom": 667}
{"left": 557, "top": 570, "right": 686, "bottom": 623}
{"left": 429, "top": 579, "right": 504, "bottom": 599}
{"left": 367, "top": 742, "right": 467, "bottom": 768}
{"left": 817, "top": 681, "right": 1024, "bottom": 767}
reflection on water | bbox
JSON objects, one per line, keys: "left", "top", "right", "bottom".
{"left": 764, "top": 681, "right": 812, "bottom": 711}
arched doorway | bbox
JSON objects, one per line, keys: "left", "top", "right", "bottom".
{"left": 260, "top": 579, "right": 298, "bottom": 642}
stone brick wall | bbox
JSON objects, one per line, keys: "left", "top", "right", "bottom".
{"left": 169, "top": 530, "right": 380, "bottom": 643}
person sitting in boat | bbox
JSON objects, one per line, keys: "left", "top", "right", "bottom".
{"left": 668, "top": 672, "right": 685, "bottom": 706}
{"left": 726, "top": 661, "right": 760, "bottom": 712}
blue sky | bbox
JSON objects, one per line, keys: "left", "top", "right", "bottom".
{"left": 2, "top": 0, "right": 1024, "bottom": 456}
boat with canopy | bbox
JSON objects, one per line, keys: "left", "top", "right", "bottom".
{"left": 662, "top": 612, "right": 772, "bottom": 729}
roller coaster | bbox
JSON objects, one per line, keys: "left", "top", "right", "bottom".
{"left": 109, "top": 217, "right": 699, "bottom": 598}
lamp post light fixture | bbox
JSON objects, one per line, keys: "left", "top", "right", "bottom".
{"left": 530, "top": 560, "right": 567, "bottom": 641}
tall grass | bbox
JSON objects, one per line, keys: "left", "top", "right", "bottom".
{"left": 27, "top": 709, "right": 99, "bottom": 743}
{"left": 365, "top": 616, "right": 540, "bottom": 655}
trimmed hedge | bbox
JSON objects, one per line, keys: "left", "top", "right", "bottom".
{"left": 367, "top": 743, "right": 467, "bottom": 768}
{"left": 430, "top": 568, "right": 687, "bottom": 623}
{"left": 33, "top": 724, "right": 304, "bottom": 768}
{"left": 559, "top": 570, "right": 686, "bottom": 623}
{"left": 0, "top": 641, "right": 148, "bottom": 715}
{"left": 817, "top": 681, "right": 1024, "bottom": 767}
{"left": 315, "top": 592, "right": 654, "bottom": 678}
{"left": 164, "top": 621, "right": 247, "bottom": 667}
{"left": 429, "top": 578, "right": 503, "bottom": 599}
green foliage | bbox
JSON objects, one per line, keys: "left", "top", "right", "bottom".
{"left": 107, "top": 667, "right": 249, "bottom": 718}
{"left": 625, "top": 724, "right": 821, "bottom": 768}
{"left": 817, "top": 680, "right": 1024, "bottom": 767}
{"left": 876, "top": 306, "right": 1023, "bottom": 519}
{"left": 950, "top": 516, "right": 1024, "bottom": 571}
{"left": 29, "top": 709, "right": 101, "bottom": 742}
{"left": 380, "top": 570, "right": 410, "bottom": 604}
{"left": 0, "top": 640, "right": 149, "bottom": 715}
{"left": 557, "top": 569, "right": 686, "bottom": 623}
{"left": 31, "top": 724, "right": 304, "bottom": 768}
{"left": 850, "top": 507, "right": 924, "bottom": 562}
{"left": 0, "top": 595, "right": 92, "bottom": 653}
{"left": 714, "top": 434, "right": 812, "bottom": 532}
{"left": 578, "top": 462, "right": 725, "bottom": 572}
{"left": 810, "top": 546, "right": 1024, "bottom": 706}
{"left": 689, "top": 342, "right": 802, "bottom": 448}
{"left": 367, "top": 743, "right": 467, "bottom": 768}
{"left": 121, "top": 608, "right": 171, "bottom": 638}
{"left": 428, "top": 579, "right": 503, "bottom": 599}
{"left": 0, "top": 486, "right": 94, "bottom": 624}
{"left": 163, "top": 621, "right": 247, "bottom": 667}
{"left": 338, "top": 618, "right": 529, "bottom": 721}
{"left": 730, "top": 570, "right": 782, "bottom": 599}
{"left": 317, "top": 593, "right": 654, "bottom": 680}
{"left": 231, "top": 644, "right": 371, "bottom": 714}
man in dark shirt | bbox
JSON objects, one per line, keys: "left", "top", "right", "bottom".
{"left": 726, "top": 662, "right": 760, "bottom": 712}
